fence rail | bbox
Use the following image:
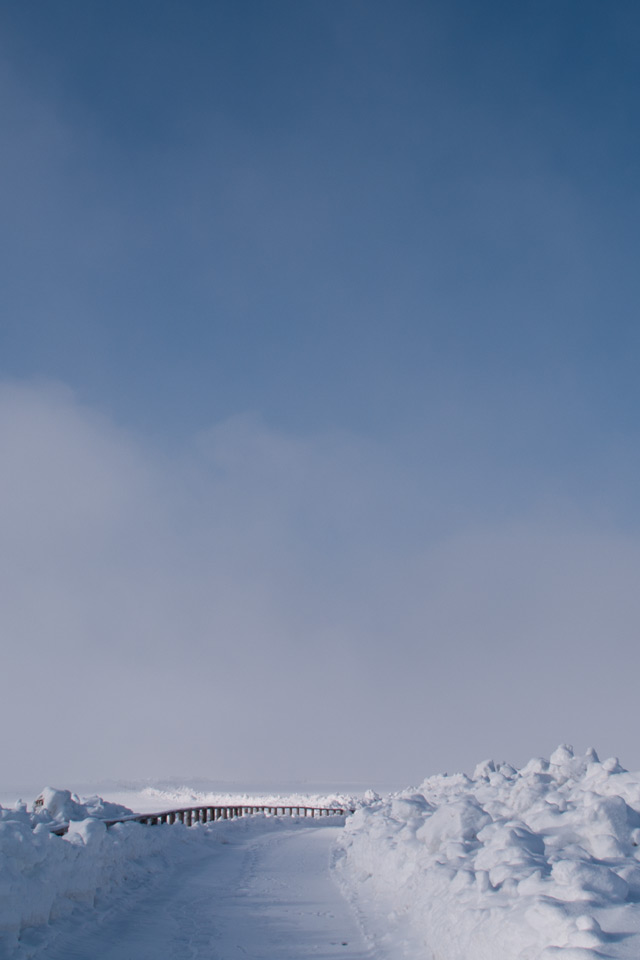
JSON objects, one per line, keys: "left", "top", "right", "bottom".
{"left": 50, "top": 803, "right": 349, "bottom": 836}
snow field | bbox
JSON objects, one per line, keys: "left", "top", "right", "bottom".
{"left": 333, "top": 745, "right": 640, "bottom": 960}
{"left": 97, "top": 783, "right": 361, "bottom": 815}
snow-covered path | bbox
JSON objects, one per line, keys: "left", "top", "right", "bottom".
{"left": 43, "top": 818, "right": 375, "bottom": 960}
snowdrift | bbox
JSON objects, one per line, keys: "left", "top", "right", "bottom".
{"left": 0, "top": 788, "right": 216, "bottom": 958}
{"left": 334, "top": 745, "right": 640, "bottom": 960}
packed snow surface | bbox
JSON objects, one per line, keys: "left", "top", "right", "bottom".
{"left": 42, "top": 817, "right": 370, "bottom": 960}
{"left": 334, "top": 745, "right": 640, "bottom": 960}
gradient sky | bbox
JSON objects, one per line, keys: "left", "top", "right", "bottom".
{"left": 1, "top": 1, "right": 640, "bottom": 790}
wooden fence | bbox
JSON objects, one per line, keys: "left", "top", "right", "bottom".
{"left": 51, "top": 803, "right": 349, "bottom": 836}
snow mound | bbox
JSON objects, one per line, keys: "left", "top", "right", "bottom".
{"left": 334, "top": 745, "right": 640, "bottom": 960}
{"left": 0, "top": 790, "right": 220, "bottom": 959}
{"left": 33, "top": 787, "right": 133, "bottom": 824}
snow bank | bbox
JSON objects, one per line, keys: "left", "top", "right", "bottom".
{"left": 0, "top": 788, "right": 218, "bottom": 958}
{"left": 334, "top": 746, "right": 640, "bottom": 960}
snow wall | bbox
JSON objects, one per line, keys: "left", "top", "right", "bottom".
{"left": 0, "top": 788, "right": 211, "bottom": 959}
{"left": 334, "top": 745, "right": 640, "bottom": 960}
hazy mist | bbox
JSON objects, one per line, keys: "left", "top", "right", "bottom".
{"left": 2, "top": 380, "right": 639, "bottom": 788}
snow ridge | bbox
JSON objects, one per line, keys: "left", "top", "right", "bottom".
{"left": 334, "top": 745, "right": 640, "bottom": 960}
{"left": 0, "top": 789, "right": 217, "bottom": 958}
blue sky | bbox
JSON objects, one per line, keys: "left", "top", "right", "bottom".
{"left": 3, "top": 0, "right": 639, "bottom": 441}
{"left": 1, "top": 1, "right": 640, "bottom": 787}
